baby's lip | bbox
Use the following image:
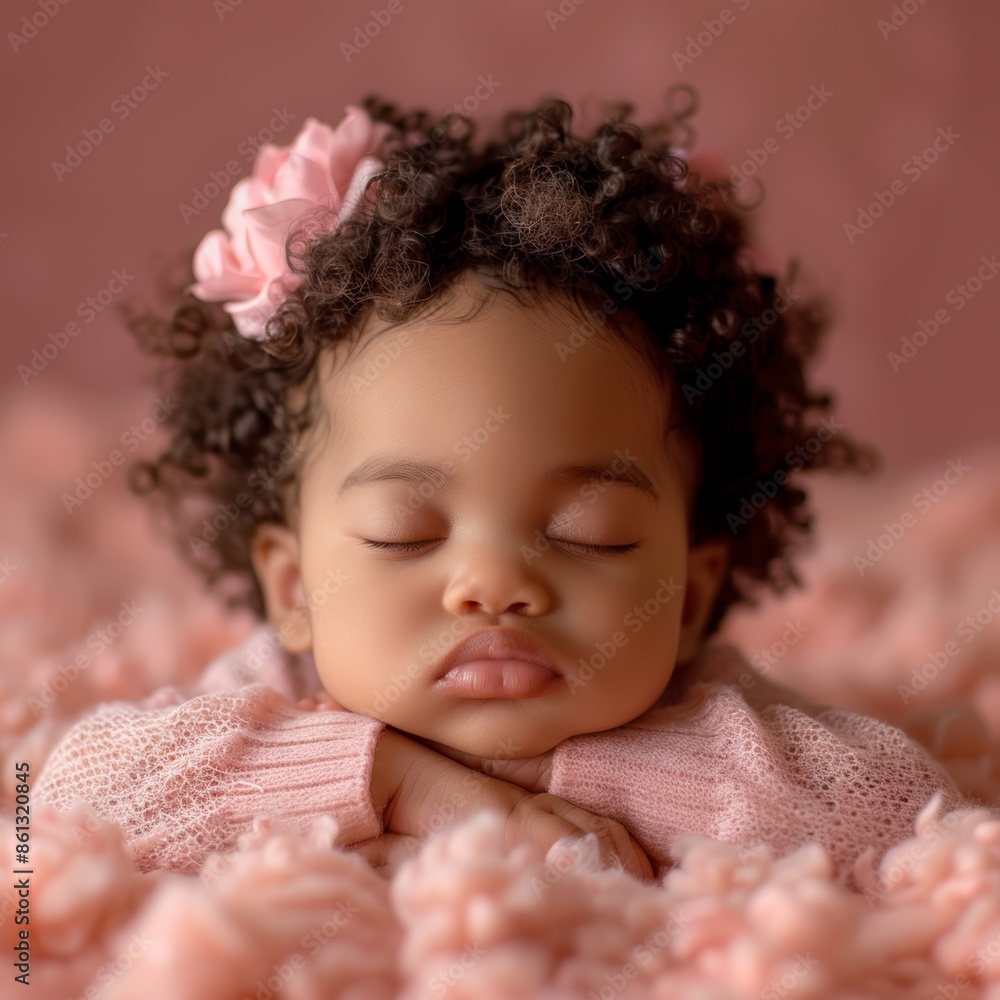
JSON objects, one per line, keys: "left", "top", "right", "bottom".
{"left": 434, "top": 629, "right": 563, "bottom": 681}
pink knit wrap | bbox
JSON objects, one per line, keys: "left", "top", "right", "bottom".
{"left": 35, "top": 632, "right": 970, "bottom": 883}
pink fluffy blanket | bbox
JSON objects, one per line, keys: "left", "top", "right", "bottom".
{"left": 3, "top": 387, "right": 1000, "bottom": 999}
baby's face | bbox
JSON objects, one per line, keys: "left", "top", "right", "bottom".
{"left": 253, "top": 271, "right": 727, "bottom": 758}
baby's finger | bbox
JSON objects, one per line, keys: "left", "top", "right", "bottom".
{"left": 540, "top": 798, "right": 654, "bottom": 881}
{"left": 504, "top": 798, "right": 580, "bottom": 858}
{"left": 348, "top": 833, "right": 423, "bottom": 877}
{"left": 604, "top": 823, "right": 654, "bottom": 881}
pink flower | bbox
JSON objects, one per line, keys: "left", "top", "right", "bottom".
{"left": 188, "top": 107, "right": 393, "bottom": 339}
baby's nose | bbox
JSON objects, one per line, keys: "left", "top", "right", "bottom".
{"left": 441, "top": 538, "right": 553, "bottom": 617}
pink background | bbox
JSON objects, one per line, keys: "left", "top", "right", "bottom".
{"left": 2, "top": 0, "right": 997, "bottom": 473}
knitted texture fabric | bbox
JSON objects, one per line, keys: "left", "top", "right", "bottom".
{"left": 35, "top": 632, "right": 971, "bottom": 880}
{"left": 549, "top": 683, "right": 969, "bottom": 883}
{"left": 35, "top": 683, "right": 385, "bottom": 873}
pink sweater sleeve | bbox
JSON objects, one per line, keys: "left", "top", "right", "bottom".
{"left": 35, "top": 684, "right": 386, "bottom": 874}
{"left": 548, "top": 681, "right": 972, "bottom": 883}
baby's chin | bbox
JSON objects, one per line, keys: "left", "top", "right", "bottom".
{"left": 406, "top": 721, "right": 565, "bottom": 761}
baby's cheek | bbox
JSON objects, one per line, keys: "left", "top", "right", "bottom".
{"left": 573, "top": 584, "right": 683, "bottom": 707}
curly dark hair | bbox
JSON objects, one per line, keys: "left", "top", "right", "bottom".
{"left": 127, "top": 93, "right": 877, "bottom": 637}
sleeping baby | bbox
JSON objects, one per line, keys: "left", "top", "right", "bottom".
{"left": 36, "top": 96, "right": 971, "bottom": 884}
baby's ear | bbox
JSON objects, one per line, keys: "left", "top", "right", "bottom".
{"left": 250, "top": 523, "right": 312, "bottom": 653}
{"left": 676, "top": 538, "right": 731, "bottom": 663}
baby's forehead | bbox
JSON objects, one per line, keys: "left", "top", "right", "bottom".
{"left": 320, "top": 337, "right": 666, "bottom": 459}
{"left": 331, "top": 277, "right": 663, "bottom": 383}
{"left": 304, "top": 288, "right": 694, "bottom": 503}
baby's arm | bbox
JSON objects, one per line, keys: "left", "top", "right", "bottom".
{"left": 537, "top": 685, "right": 976, "bottom": 880}
{"left": 35, "top": 684, "right": 386, "bottom": 873}
{"left": 35, "top": 683, "right": 649, "bottom": 879}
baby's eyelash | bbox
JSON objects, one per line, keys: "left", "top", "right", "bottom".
{"left": 559, "top": 541, "right": 640, "bottom": 556}
{"left": 362, "top": 539, "right": 437, "bottom": 552}
{"left": 361, "top": 539, "right": 639, "bottom": 556}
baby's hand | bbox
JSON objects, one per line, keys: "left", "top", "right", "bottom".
{"left": 411, "top": 735, "right": 554, "bottom": 792}
{"left": 356, "top": 730, "right": 652, "bottom": 880}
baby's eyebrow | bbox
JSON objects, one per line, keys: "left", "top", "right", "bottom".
{"left": 338, "top": 456, "right": 660, "bottom": 502}
{"left": 338, "top": 458, "right": 452, "bottom": 495}
{"left": 547, "top": 463, "right": 660, "bottom": 502}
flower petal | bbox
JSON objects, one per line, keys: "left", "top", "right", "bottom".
{"left": 250, "top": 144, "right": 288, "bottom": 189}
{"left": 326, "top": 105, "right": 392, "bottom": 197}
{"left": 226, "top": 294, "right": 275, "bottom": 340}
{"left": 226, "top": 273, "right": 303, "bottom": 339}
{"left": 242, "top": 198, "right": 317, "bottom": 276}
{"left": 269, "top": 150, "right": 336, "bottom": 208}
{"left": 189, "top": 231, "right": 264, "bottom": 300}
{"left": 338, "top": 156, "right": 384, "bottom": 221}
{"left": 220, "top": 179, "right": 268, "bottom": 270}
{"left": 187, "top": 106, "right": 393, "bottom": 339}
{"left": 288, "top": 118, "right": 340, "bottom": 167}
